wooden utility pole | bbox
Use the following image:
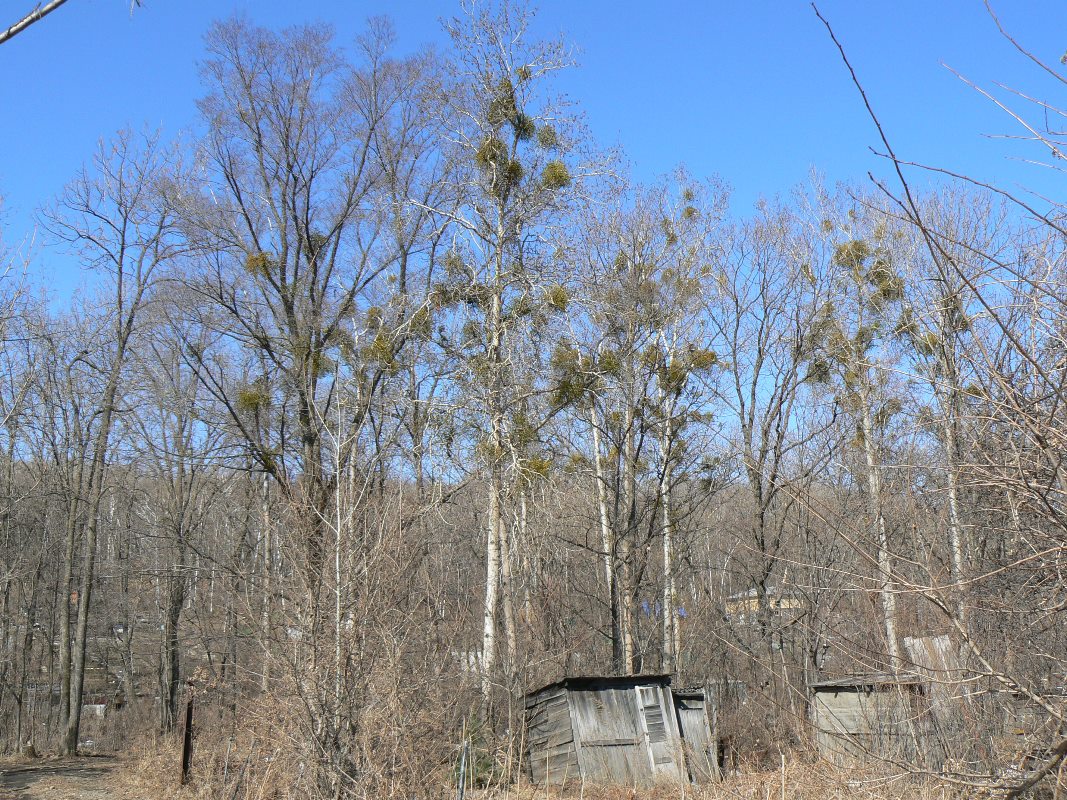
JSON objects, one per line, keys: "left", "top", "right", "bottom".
{"left": 179, "top": 683, "right": 194, "bottom": 785}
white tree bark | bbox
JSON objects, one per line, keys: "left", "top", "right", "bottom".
{"left": 0, "top": 0, "right": 71, "bottom": 46}
{"left": 590, "top": 396, "right": 623, "bottom": 671}
{"left": 861, "top": 398, "right": 902, "bottom": 673}
{"left": 658, "top": 377, "right": 679, "bottom": 673}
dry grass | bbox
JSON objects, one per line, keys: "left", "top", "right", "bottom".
{"left": 117, "top": 724, "right": 298, "bottom": 800}
{"left": 489, "top": 759, "right": 973, "bottom": 800}
{"left": 115, "top": 741, "right": 982, "bottom": 800}
{"left": 109, "top": 686, "right": 1043, "bottom": 800}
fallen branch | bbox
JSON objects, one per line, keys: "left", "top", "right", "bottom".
{"left": 1004, "top": 738, "right": 1067, "bottom": 799}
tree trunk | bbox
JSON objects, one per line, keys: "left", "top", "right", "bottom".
{"left": 620, "top": 404, "right": 637, "bottom": 673}
{"left": 942, "top": 381, "right": 966, "bottom": 586}
{"left": 499, "top": 494, "right": 518, "bottom": 687}
{"left": 14, "top": 559, "right": 42, "bottom": 751}
{"left": 590, "top": 398, "right": 623, "bottom": 672}
{"left": 58, "top": 475, "right": 82, "bottom": 732}
{"left": 260, "top": 476, "right": 272, "bottom": 693}
{"left": 62, "top": 394, "right": 117, "bottom": 755}
{"left": 481, "top": 468, "right": 502, "bottom": 719}
{"left": 481, "top": 219, "right": 507, "bottom": 716}
{"left": 659, "top": 403, "right": 678, "bottom": 673}
{"left": 861, "top": 400, "right": 902, "bottom": 673}
{"left": 161, "top": 542, "right": 187, "bottom": 732}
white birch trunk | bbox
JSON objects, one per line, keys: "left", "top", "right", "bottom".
{"left": 659, "top": 395, "right": 679, "bottom": 672}
{"left": 620, "top": 404, "right": 637, "bottom": 673}
{"left": 481, "top": 474, "right": 501, "bottom": 715}
{"left": 861, "top": 399, "right": 902, "bottom": 672}
{"left": 590, "top": 397, "right": 623, "bottom": 671}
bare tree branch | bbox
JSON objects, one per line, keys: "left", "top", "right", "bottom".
{"left": 0, "top": 0, "right": 72, "bottom": 46}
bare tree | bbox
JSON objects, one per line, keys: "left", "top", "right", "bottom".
{"left": 804, "top": 192, "right": 911, "bottom": 672}
{"left": 430, "top": 0, "right": 599, "bottom": 712}
{"left": 42, "top": 129, "right": 179, "bottom": 754}
{"left": 706, "top": 197, "right": 835, "bottom": 688}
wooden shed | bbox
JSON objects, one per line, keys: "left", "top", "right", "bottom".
{"left": 809, "top": 673, "right": 940, "bottom": 769}
{"left": 525, "top": 674, "right": 715, "bottom": 787}
{"left": 672, "top": 687, "right": 720, "bottom": 782}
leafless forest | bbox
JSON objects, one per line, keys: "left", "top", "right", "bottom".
{"left": 0, "top": 3, "right": 1065, "bottom": 798}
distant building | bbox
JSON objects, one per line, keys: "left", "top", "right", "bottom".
{"left": 724, "top": 585, "right": 804, "bottom": 623}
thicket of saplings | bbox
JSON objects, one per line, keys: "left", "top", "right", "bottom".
{"left": 0, "top": 3, "right": 1064, "bottom": 798}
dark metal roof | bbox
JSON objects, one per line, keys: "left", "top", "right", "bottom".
{"left": 672, "top": 686, "right": 708, "bottom": 698}
{"left": 809, "top": 672, "right": 924, "bottom": 691}
{"left": 526, "top": 673, "right": 673, "bottom": 697}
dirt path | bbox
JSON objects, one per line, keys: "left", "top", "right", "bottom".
{"left": 0, "top": 757, "right": 126, "bottom": 800}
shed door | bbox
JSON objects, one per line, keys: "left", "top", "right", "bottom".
{"left": 570, "top": 687, "right": 651, "bottom": 785}
{"left": 674, "top": 695, "right": 718, "bottom": 782}
{"left": 636, "top": 686, "right": 684, "bottom": 781}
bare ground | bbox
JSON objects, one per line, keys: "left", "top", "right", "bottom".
{"left": 0, "top": 757, "right": 144, "bottom": 800}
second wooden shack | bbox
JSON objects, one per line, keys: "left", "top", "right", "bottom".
{"left": 809, "top": 673, "right": 940, "bottom": 769}
{"left": 525, "top": 674, "right": 713, "bottom": 787}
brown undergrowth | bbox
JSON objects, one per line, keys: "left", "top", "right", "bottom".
{"left": 502, "top": 760, "right": 972, "bottom": 800}
{"left": 117, "top": 737, "right": 979, "bottom": 800}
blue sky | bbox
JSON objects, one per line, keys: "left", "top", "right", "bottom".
{"left": 2, "top": 1, "right": 1065, "bottom": 299}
